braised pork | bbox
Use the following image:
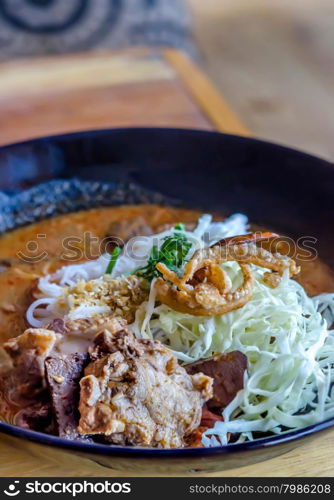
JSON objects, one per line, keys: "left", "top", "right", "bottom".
{"left": 186, "top": 351, "right": 248, "bottom": 412}
{"left": 78, "top": 323, "right": 213, "bottom": 448}
{"left": 3, "top": 328, "right": 57, "bottom": 401}
{"left": 45, "top": 353, "right": 89, "bottom": 439}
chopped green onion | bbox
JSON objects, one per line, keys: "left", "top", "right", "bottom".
{"left": 174, "top": 222, "right": 185, "bottom": 231}
{"left": 105, "top": 246, "right": 121, "bottom": 274}
{"left": 135, "top": 229, "right": 192, "bottom": 282}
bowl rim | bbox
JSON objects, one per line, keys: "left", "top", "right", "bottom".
{"left": 0, "top": 126, "right": 333, "bottom": 457}
{"left": 1, "top": 417, "right": 333, "bottom": 457}
{"left": 0, "top": 126, "right": 333, "bottom": 168}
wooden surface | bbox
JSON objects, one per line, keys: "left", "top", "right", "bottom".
{"left": 0, "top": 48, "right": 332, "bottom": 477}
{"left": 187, "top": 0, "right": 334, "bottom": 161}
{"left": 0, "top": 431, "right": 334, "bottom": 477}
{"left": 0, "top": 48, "right": 248, "bottom": 145}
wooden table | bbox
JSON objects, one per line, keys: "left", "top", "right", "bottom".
{"left": 0, "top": 48, "right": 332, "bottom": 478}
{"left": 187, "top": 0, "right": 334, "bottom": 161}
{"left": 0, "top": 48, "right": 248, "bottom": 145}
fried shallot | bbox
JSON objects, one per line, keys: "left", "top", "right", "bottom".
{"left": 154, "top": 232, "right": 300, "bottom": 316}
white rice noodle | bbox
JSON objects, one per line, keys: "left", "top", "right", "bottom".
{"left": 193, "top": 214, "right": 212, "bottom": 239}
{"left": 208, "top": 213, "right": 249, "bottom": 246}
{"left": 67, "top": 304, "right": 111, "bottom": 321}
{"left": 26, "top": 297, "right": 58, "bottom": 328}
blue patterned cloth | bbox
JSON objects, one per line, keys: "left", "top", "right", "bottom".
{"left": 0, "top": 0, "right": 194, "bottom": 60}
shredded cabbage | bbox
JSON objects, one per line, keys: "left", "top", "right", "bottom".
{"left": 132, "top": 262, "right": 334, "bottom": 446}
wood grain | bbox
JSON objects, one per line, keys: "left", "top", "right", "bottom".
{"left": 0, "top": 430, "right": 333, "bottom": 477}
{"left": 186, "top": 0, "right": 334, "bottom": 161}
{"left": 0, "top": 49, "right": 213, "bottom": 145}
{"left": 0, "top": 79, "right": 213, "bottom": 144}
{"left": 0, "top": 51, "right": 174, "bottom": 98}
{"left": 164, "top": 49, "right": 250, "bottom": 136}
{"left": 0, "top": 48, "right": 250, "bottom": 145}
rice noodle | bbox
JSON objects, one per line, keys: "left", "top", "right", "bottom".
{"left": 26, "top": 297, "right": 58, "bottom": 328}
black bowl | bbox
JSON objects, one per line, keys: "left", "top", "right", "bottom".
{"left": 0, "top": 127, "right": 333, "bottom": 474}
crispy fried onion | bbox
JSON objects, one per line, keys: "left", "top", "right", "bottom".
{"left": 154, "top": 232, "right": 300, "bottom": 316}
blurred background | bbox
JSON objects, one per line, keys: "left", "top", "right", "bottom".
{"left": 189, "top": 0, "right": 334, "bottom": 160}
{"left": 0, "top": 0, "right": 333, "bottom": 160}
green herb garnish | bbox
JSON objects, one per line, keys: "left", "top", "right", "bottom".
{"left": 135, "top": 229, "right": 192, "bottom": 282}
{"left": 105, "top": 246, "right": 121, "bottom": 274}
